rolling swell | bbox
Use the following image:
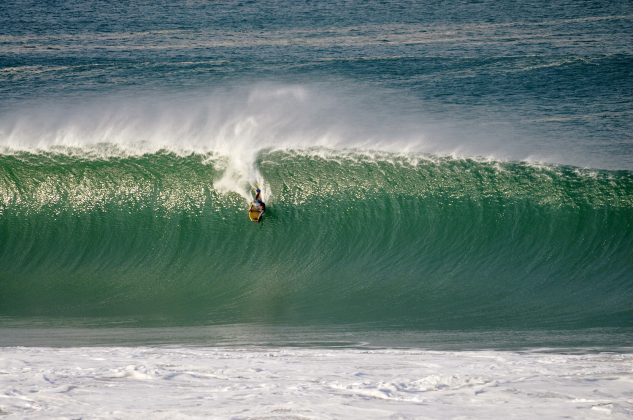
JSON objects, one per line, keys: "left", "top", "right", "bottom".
{"left": 1, "top": 150, "right": 632, "bottom": 329}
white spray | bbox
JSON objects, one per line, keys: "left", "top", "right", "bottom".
{"left": 0, "top": 82, "right": 559, "bottom": 202}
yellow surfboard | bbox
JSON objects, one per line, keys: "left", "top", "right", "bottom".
{"left": 248, "top": 206, "right": 263, "bottom": 222}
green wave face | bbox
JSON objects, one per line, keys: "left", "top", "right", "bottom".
{"left": 1, "top": 150, "right": 632, "bottom": 329}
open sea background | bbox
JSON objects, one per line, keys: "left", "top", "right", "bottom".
{"left": 1, "top": 1, "right": 633, "bottom": 418}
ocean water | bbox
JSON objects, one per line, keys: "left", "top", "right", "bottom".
{"left": 1, "top": 0, "right": 633, "bottom": 418}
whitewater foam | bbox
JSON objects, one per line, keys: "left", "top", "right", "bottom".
{"left": 1, "top": 346, "right": 632, "bottom": 419}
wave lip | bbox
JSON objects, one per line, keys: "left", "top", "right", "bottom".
{"left": 6, "top": 83, "right": 629, "bottom": 171}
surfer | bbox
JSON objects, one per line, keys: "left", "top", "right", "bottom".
{"left": 249, "top": 188, "right": 265, "bottom": 220}
{"left": 254, "top": 188, "right": 266, "bottom": 211}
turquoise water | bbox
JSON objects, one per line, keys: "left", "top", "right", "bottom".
{"left": 1, "top": 1, "right": 633, "bottom": 344}
{"left": 1, "top": 152, "right": 632, "bottom": 331}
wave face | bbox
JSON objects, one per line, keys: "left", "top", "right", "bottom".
{"left": 1, "top": 150, "right": 632, "bottom": 329}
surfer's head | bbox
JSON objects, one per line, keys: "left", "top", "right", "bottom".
{"left": 256, "top": 188, "right": 261, "bottom": 193}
